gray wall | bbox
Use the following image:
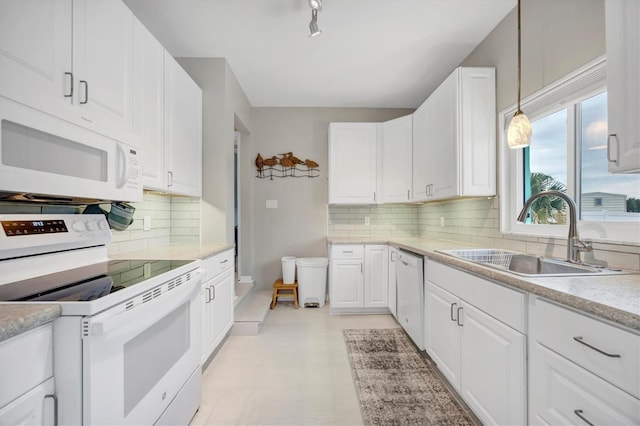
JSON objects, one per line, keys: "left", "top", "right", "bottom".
{"left": 177, "top": 58, "right": 252, "bottom": 249}
{"left": 462, "top": 0, "right": 605, "bottom": 112}
{"left": 248, "top": 108, "right": 412, "bottom": 289}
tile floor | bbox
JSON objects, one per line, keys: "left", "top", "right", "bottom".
{"left": 190, "top": 303, "right": 399, "bottom": 425}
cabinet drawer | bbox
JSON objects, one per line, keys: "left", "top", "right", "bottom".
{"left": 0, "top": 323, "right": 53, "bottom": 407}
{"left": 426, "top": 259, "right": 526, "bottom": 332}
{"left": 531, "top": 297, "right": 640, "bottom": 398}
{"left": 530, "top": 342, "right": 640, "bottom": 425}
{"left": 330, "top": 244, "right": 364, "bottom": 259}
{"left": 206, "top": 249, "right": 234, "bottom": 279}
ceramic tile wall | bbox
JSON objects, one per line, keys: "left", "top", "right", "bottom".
{"left": 169, "top": 196, "right": 201, "bottom": 244}
{"left": 327, "top": 205, "right": 418, "bottom": 238}
{"left": 108, "top": 192, "right": 172, "bottom": 255}
{"left": 416, "top": 197, "right": 640, "bottom": 272}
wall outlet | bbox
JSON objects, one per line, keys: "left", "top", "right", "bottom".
{"left": 266, "top": 200, "right": 278, "bottom": 209}
{"left": 143, "top": 216, "right": 151, "bottom": 231}
{"left": 364, "top": 216, "right": 370, "bottom": 226}
{"left": 440, "top": 216, "right": 445, "bottom": 227}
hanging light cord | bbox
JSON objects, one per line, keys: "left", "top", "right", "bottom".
{"left": 516, "top": 0, "right": 522, "bottom": 113}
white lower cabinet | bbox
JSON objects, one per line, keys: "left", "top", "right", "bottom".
{"left": 201, "top": 249, "right": 235, "bottom": 364}
{"left": 0, "top": 323, "right": 56, "bottom": 426}
{"left": 0, "top": 378, "right": 55, "bottom": 426}
{"left": 529, "top": 296, "right": 640, "bottom": 425}
{"left": 425, "top": 260, "right": 526, "bottom": 425}
{"left": 329, "top": 244, "right": 389, "bottom": 314}
{"left": 388, "top": 246, "right": 398, "bottom": 318}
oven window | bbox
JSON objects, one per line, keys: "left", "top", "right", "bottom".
{"left": 123, "top": 302, "right": 190, "bottom": 416}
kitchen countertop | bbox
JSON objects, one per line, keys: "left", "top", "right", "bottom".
{"left": 0, "top": 243, "right": 234, "bottom": 342}
{"left": 328, "top": 237, "right": 640, "bottom": 331}
{"left": 109, "top": 242, "right": 234, "bottom": 261}
{"left": 0, "top": 304, "right": 61, "bottom": 343}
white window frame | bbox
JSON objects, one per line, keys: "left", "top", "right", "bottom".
{"left": 499, "top": 55, "right": 640, "bottom": 244}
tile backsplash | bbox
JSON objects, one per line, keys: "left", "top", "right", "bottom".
{"left": 0, "top": 191, "right": 201, "bottom": 256}
{"left": 328, "top": 205, "right": 418, "bottom": 238}
{"left": 108, "top": 192, "right": 200, "bottom": 255}
{"left": 328, "top": 197, "right": 640, "bottom": 271}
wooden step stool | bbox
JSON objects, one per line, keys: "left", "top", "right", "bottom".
{"left": 270, "top": 279, "right": 299, "bottom": 309}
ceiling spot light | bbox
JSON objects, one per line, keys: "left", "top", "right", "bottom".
{"left": 308, "top": 0, "right": 322, "bottom": 10}
{"left": 309, "top": 8, "right": 321, "bottom": 37}
{"left": 507, "top": 0, "right": 532, "bottom": 149}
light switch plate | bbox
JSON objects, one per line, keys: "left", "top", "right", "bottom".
{"left": 266, "top": 200, "right": 278, "bottom": 209}
{"left": 143, "top": 216, "right": 151, "bottom": 231}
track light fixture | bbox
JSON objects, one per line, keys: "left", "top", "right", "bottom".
{"left": 308, "top": 0, "right": 322, "bottom": 37}
{"left": 308, "top": 0, "right": 322, "bottom": 10}
{"left": 309, "top": 9, "right": 321, "bottom": 37}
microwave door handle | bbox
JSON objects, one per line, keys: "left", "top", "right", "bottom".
{"left": 88, "top": 268, "right": 204, "bottom": 336}
{"left": 116, "top": 142, "right": 130, "bottom": 188}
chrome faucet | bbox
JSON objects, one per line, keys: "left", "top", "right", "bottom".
{"left": 517, "top": 190, "right": 592, "bottom": 263}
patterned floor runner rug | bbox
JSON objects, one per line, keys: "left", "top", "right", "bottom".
{"left": 343, "top": 328, "right": 475, "bottom": 426}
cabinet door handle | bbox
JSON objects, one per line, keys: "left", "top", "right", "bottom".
{"left": 373, "top": 192, "right": 376, "bottom": 202}
{"left": 64, "top": 72, "right": 73, "bottom": 98}
{"left": 573, "top": 336, "right": 621, "bottom": 358}
{"left": 220, "top": 259, "right": 228, "bottom": 264}
{"left": 407, "top": 189, "right": 410, "bottom": 200}
{"left": 574, "top": 410, "right": 595, "bottom": 426}
{"left": 456, "top": 307, "right": 463, "bottom": 326}
{"left": 45, "top": 394, "right": 58, "bottom": 426}
{"left": 607, "top": 134, "right": 619, "bottom": 165}
{"left": 343, "top": 250, "right": 353, "bottom": 254}
{"left": 205, "top": 286, "right": 211, "bottom": 303}
{"left": 360, "top": 262, "right": 363, "bottom": 273}
{"left": 210, "top": 285, "right": 216, "bottom": 301}
{"left": 79, "top": 80, "right": 88, "bottom": 104}
{"left": 390, "top": 251, "right": 396, "bottom": 262}
{"left": 450, "top": 303, "right": 457, "bottom": 321}
{"left": 167, "top": 171, "right": 173, "bottom": 186}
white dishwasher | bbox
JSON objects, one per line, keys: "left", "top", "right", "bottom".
{"left": 395, "top": 249, "right": 424, "bottom": 350}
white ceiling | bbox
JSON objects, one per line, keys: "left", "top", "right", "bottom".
{"left": 123, "top": 0, "right": 516, "bottom": 108}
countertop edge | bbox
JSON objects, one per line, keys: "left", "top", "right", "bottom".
{"left": 0, "top": 304, "right": 61, "bottom": 343}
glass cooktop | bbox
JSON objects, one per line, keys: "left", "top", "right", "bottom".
{"left": 0, "top": 259, "right": 194, "bottom": 302}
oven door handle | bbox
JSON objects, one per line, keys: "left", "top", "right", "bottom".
{"left": 88, "top": 268, "right": 204, "bottom": 337}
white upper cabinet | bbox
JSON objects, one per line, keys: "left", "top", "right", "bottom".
{"left": 0, "top": 0, "right": 136, "bottom": 146}
{"left": 413, "top": 67, "right": 496, "bottom": 202}
{"left": 329, "top": 122, "right": 381, "bottom": 204}
{"left": 382, "top": 115, "right": 413, "bottom": 203}
{"left": 133, "top": 19, "right": 166, "bottom": 192}
{"left": 164, "top": 54, "right": 203, "bottom": 197}
{"left": 606, "top": 0, "right": 640, "bottom": 173}
{"left": 0, "top": 1, "right": 73, "bottom": 117}
{"left": 72, "top": 0, "right": 134, "bottom": 143}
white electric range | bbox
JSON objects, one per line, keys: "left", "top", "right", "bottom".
{"left": 0, "top": 214, "right": 204, "bottom": 426}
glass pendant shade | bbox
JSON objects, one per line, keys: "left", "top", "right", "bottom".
{"left": 507, "top": 110, "right": 532, "bottom": 149}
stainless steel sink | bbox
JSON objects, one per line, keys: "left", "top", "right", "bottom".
{"left": 436, "top": 249, "right": 630, "bottom": 277}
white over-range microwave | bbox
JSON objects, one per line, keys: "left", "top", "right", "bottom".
{"left": 0, "top": 96, "right": 142, "bottom": 204}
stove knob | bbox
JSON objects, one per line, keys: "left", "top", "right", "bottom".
{"left": 97, "top": 220, "right": 108, "bottom": 230}
{"left": 71, "top": 221, "right": 86, "bottom": 232}
{"left": 85, "top": 221, "right": 96, "bottom": 231}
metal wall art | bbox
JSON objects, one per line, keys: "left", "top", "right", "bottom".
{"left": 255, "top": 152, "right": 319, "bottom": 179}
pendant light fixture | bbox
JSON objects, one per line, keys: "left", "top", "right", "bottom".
{"left": 507, "top": 0, "right": 532, "bottom": 149}
{"left": 308, "top": 0, "right": 322, "bottom": 37}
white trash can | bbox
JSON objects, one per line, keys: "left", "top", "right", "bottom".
{"left": 295, "top": 257, "right": 328, "bottom": 308}
{"left": 281, "top": 256, "right": 296, "bottom": 284}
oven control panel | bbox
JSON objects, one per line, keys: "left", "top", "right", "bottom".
{"left": 0, "top": 214, "right": 111, "bottom": 260}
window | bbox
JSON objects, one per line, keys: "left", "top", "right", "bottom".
{"left": 500, "top": 57, "right": 640, "bottom": 244}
